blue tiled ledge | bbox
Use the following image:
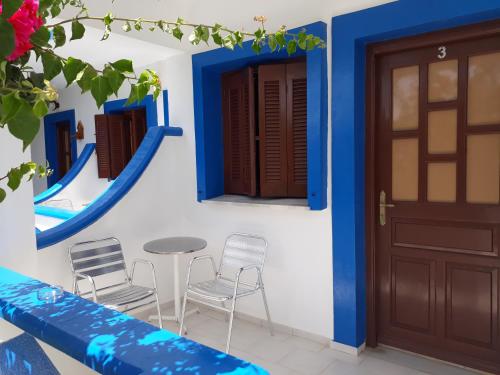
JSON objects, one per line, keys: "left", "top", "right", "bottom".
{"left": 0, "top": 267, "right": 267, "bottom": 375}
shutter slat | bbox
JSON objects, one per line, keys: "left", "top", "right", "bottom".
{"left": 108, "top": 114, "right": 129, "bottom": 179}
{"left": 258, "top": 64, "right": 288, "bottom": 197}
{"left": 286, "top": 62, "right": 308, "bottom": 197}
{"left": 94, "top": 115, "right": 111, "bottom": 178}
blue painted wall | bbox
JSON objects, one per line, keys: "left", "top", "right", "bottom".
{"left": 192, "top": 22, "right": 328, "bottom": 210}
{"left": 43, "top": 110, "right": 77, "bottom": 188}
{"left": 331, "top": 0, "right": 500, "bottom": 348}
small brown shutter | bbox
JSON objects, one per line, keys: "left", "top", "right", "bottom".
{"left": 108, "top": 114, "right": 128, "bottom": 179}
{"left": 286, "top": 62, "right": 307, "bottom": 197}
{"left": 95, "top": 114, "right": 111, "bottom": 178}
{"left": 258, "top": 64, "right": 287, "bottom": 197}
{"left": 222, "top": 67, "right": 257, "bottom": 196}
{"left": 127, "top": 109, "right": 147, "bottom": 155}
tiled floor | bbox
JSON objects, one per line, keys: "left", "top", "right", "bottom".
{"left": 134, "top": 304, "right": 484, "bottom": 375}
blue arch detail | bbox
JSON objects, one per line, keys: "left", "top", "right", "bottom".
{"left": 36, "top": 127, "right": 180, "bottom": 249}
{"left": 331, "top": 0, "right": 500, "bottom": 349}
{"left": 192, "top": 22, "right": 328, "bottom": 210}
{"left": 34, "top": 143, "right": 95, "bottom": 205}
{"left": 43, "top": 110, "right": 78, "bottom": 188}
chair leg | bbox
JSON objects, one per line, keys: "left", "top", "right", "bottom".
{"left": 221, "top": 301, "right": 229, "bottom": 322}
{"left": 225, "top": 298, "right": 237, "bottom": 354}
{"left": 154, "top": 291, "right": 163, "bottom": 329}
{"left": 261, "top": 287, "right": 274, "bottom": 336}
{"left": 178, "top": 292, "right": 188, "bottom": 336}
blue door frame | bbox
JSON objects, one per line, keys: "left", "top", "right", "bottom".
{"left": 44, "top": 110, "right": 77, "bottom": 188}
{"left": 331, "top": 0, "right": 500, "bottom": 349}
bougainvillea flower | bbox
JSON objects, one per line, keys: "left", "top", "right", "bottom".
{"left": 0, "top": 0, "right": 44, "bottom": 61}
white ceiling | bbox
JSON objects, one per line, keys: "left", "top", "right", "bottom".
{"left": 59, "top": 0, "right": 393, "bottom": 52}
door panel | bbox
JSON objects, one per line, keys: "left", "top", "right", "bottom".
{"left": 372, "top": 23, "right": 500, "bottom": 373}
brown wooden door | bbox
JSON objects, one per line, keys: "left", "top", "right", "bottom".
{"left": 55, "top": 120, "right": 72, "bottom": 179}
{"left": 372, "top": 24, "right": 500, "bottom": 373}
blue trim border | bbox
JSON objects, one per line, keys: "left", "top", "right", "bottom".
{"left": 43, "top": 110, "right": 77, "bottom": 187}
{"left": 34, "top": 205, "right": 79, "bottom": 220}
{"left": 331, "top": 0, "right": 500, "bottom": 349}
{"left": 192, "top": 22, "right": 328, "bottom": 210}
{"left": 36, "top": 127, "right": 179, "bottom": 249}
{"left": 104, "top": 94, "right": 158, "bottom": 128}
{"left": 34, "top": 143, "right": 95, "bottom": 205}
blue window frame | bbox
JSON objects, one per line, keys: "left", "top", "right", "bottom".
{"left": 44, "top": 110, "right": 77, "bottom": 187}
{"left": 331, "top": 0, "right": 500, "bottom": 350}
{"left": 103, "top": 93, "right": 159, "bottom": 127}
{"left": 192, "top": 22, "right": 328, "bottom": 210}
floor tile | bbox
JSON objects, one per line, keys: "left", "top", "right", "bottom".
{"left": 279, "top": 347, "right": 337, "bottom": 375}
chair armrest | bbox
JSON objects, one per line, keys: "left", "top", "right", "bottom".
{"left": 234, "top": 264, "right": 263, "bottom": 292}
{"left": 130, "top": 258, "right": 159, "bottom": 291}
{"left": 185, "top": 255, "right": 218, "bottom": 287}
{"left": 74, "top": 272, "right": 97, "bottom": 302}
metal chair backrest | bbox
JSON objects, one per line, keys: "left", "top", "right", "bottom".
{"left": 219, "top": 233, "right": 268, "bottom": 276}
{"left": 69, "top": 237, "right": 128, "bottom": 280}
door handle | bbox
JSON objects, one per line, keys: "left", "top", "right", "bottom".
{"left": 379, "top": 190, "right": 395, "bottom": 226}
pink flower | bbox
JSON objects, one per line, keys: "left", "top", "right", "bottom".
{"left": 0, "top": 0, "right": 44, "bottom": 61}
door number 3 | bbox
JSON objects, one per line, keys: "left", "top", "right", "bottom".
{"left": 437, "top": 46, "right": 447, "bottom": 59}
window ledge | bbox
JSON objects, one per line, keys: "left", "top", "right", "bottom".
{"left": 203, "top": 194, "right": 309, "bottom": 209}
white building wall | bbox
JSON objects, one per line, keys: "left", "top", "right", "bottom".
{"left": 1, "top": 0, "right": 394, "bottom": 343}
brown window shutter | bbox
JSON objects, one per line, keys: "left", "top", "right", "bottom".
{"left": 127, "top": 109, "right": 147, "bottom": 155}
{"left": 94, "top": 114, "right": 111, "bottom": 178}
{"left": 108, "top": 114, "right": 128, "bottom": 179}
{"left": 222, "top": 67, "right": 257, "bottom": 196}
{"left": 286, "top": 62, "right": 308, "bottom": 197}
{"left": 258, "top": 64, "right": 288, "bottom": 197}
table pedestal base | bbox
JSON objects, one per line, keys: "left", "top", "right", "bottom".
{"left": 148, "top": 307, "right": 199, "bottom": 334}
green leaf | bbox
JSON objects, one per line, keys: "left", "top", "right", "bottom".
{"left": 173, "top": 26, "right": 183, "bottom": 41}
{"left": 33, "top": 100, "right": 49, "bottom": 118}
{"left": 234, "top": 31, "right": 244, "bottom": 47}
{"left": 103, "top": 12, "right": 114, "bottom": 26}
{"left": 30, "top": 26, "right": 50, "bottom": 47}
{"left": 2, "top": 0, "right": 23, "bottom": 18}
{"left": 126, "top": 84, "right": 138, "bottom": 106}
{"left": 286, "top": 39, "right": 297, "bottom": 55}
{"left": 200, "top": 26, "right": 210, "bottom": 44}
{"left": 50, "top": 4, "right": 61, "bottom": 17}
{"left": 41, "top": 52, "right": 62, "bottom": 80}
{"left": 136, "top": 83, "right": 149, "bottom": 102}
{"left": 0, "top": 19, "right": 15, "bottom": 58}
{"left": 77, "top": 65, "right": 97, "bottom": 93}
{"left": 110, "top": 59, "right": 133, "bottom": 73}
{"left": 1, "top": 93, "right": 21, "bottom": 124}
{"left": 63, "top": 57, "right": 86, "bottom": 86}
{"left": 268, "top": 35, "right": 277, "bottom": 52}
{"left": 6, "top": 101, "right": 40, "bottom": 150}
{"left": 0, "top": 188, "right": 6, "bottom": 203}
{"left": 122, "top": 21, "right": 132, "bottom": 32}
{"left": 71, "top": 20, "right": 86, "bottom": 40}
{"left": 53, "top": 25, "right": 66, "bottom": 48}
{"left": 297, "top": 31, "right": 307, "bottom": 50}
{"left": 212, "top": 32, "right": 223, "bottom": 46}
{"left": 275, "top": 31, "right": 286, "bottom": 49}
{"left": 103, "top": 67, "right": 125, "bottom": 96}
{"left": 251, "top": 40, "right": 262, "bottom": 54}
{"left": 7, "top": 169, "right": 22, "bottom": 191}
{"left": 90, "top": 76, "right": 111, "bottom": 108}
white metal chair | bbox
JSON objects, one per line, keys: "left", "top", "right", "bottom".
{"left": 68, "top": 237, "right": 163, "bottom": 328}
{"left": 179, "top": 233, "right": 273, "bottom": 353}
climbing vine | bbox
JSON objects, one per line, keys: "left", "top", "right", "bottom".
{"left": 0, "top": 0, "right": 324, "bottom": 202}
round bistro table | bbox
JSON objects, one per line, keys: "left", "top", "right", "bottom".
{"left": 143, "top": 237, "right": 207, "bottom": 326}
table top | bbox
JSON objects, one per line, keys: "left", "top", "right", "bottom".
{"left": 0, "top": 266, "right": 268, "bottom": 375}
{"left": 143, "top": 236, "right": 207, "bottom": 255}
